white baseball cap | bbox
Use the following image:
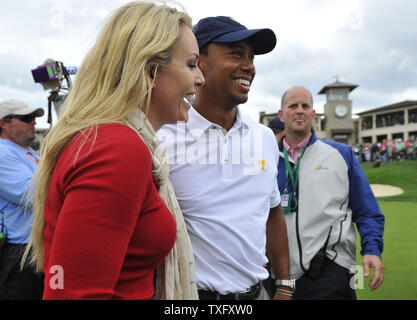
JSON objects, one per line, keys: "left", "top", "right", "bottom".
{"left": 0, "top": 99, "right": 44, "bottom": 119}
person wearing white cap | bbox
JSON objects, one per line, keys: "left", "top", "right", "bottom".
{"left": 0, "top": 100, "right": 44, "bottom": 150}
{"left": 0, "top": 99, "right": 44, "bottom": 299}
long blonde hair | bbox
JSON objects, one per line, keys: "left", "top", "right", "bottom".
{"left": 23, "top": 0, "right": 192, "bottom": 272}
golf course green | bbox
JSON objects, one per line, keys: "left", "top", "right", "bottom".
{"left": 356, "top": 160, "right": 417, "bottom": 300}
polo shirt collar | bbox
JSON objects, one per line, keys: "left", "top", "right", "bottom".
{"left": 0, "top": 138, "right": 34, "bottom": 154}
{"left": 187, "top": 106, "right": 212, "bottom": 135}
{"left": 187, "top": 106, "right": 250, "bottom": 139}
{"left": 234, "top": 108, "right": 249, "bottom": 130}
{"left": 283, "top": 133, "right": 311, "bottom": 152}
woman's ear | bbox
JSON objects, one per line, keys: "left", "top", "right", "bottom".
{"left": 149, "top": 66, "right": 155, "bottom": 80}
{"left": 148, "top": 64, "right": 158, "bottom": 89}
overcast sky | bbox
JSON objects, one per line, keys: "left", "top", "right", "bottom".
{"left": 1, "top": 0, "right": 416, "bottom": 128}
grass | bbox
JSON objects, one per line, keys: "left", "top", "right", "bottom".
{"left": 355, "top": 160, "right": 417, "bottom": 300}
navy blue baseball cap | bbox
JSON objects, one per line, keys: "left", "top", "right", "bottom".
{"left": 193, "top": 16, "right": 277, "bottom": 55}
{"left": 268, "top": 117, "right": 285, "bottom": 131}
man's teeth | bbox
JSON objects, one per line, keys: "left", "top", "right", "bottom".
{"left": 235, "top": 79, "right": 251, "bottom": 87}
{"left": 184, "top": 93, "right": 196, "bottom": 104}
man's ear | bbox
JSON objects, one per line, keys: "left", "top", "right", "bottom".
{"left": 197, "top": 56, "right": 206, "bottom": 75}
{"left": 0, "top": 119, "right": 6, "bottom": 137}
{"left": 278, "top": 110, "right": 284, "bottom": 122}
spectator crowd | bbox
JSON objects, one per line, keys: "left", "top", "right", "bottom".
{"left": 352, "top": 137, "right": 417, "bottom": 167}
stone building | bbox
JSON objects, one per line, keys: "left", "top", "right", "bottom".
{"left": 317, "top": 79, "right": 358, "bottom": 145}
{"left": 357, "top": 100, "right": 417, "bottom": 143}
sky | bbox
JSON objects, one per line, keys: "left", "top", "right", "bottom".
{"left": 1, "top": 0, "right": 416, "bottom": 128}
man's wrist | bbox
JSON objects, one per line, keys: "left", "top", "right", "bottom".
{"left": 275, "top": 279, "right": 296, "bottom": 293}
{"left": 275, "top": 288, "right": 293, "bottom": 297}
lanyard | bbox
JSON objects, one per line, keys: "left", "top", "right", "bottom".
{"left": 283, "top": 145, "right": 307, "bottom": 211}
{"left": 1, "top": 211, "right": 6, "bottom": 239}
{"left": 25, "top": 153, "right": 39, "bottom": 165}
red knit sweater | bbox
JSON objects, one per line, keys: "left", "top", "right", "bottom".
{"left": 42, "top": 124, "right": 176, "bottom": 299}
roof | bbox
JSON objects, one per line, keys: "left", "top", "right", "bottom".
{"left": 259, "top": 111, "right": 324, "bottom": 123}
{"left": 331, "top": 128, "right": 353, "bottom": 134}
{"left": 356, "top": 100, "right": 417, "bottom": 116}
{"left": 318, "top": 80, "right": 358, "bottom": 94}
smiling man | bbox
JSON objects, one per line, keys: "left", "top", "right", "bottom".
{"left": 0, "top": 99, "right": 45, "bottom": 299}
{"left": 159, "top": 16, "right": 292, "bottom": 300}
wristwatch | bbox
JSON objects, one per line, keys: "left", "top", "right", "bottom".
{"left": 275, "top": 279, "right": 296, "bottom": 293}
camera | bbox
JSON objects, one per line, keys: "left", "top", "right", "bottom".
{"left": 32, "top": 64, "right": 58, "bottom": 83}
{"left": 31, "top": 59, "right": 77, "bottom": 126}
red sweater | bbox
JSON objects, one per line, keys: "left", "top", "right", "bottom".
{"left": 43, "top": 124, "right": 176, "bottom": 299}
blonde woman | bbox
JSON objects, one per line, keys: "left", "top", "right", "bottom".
{"left": 22, "top": 1, "right": 204, "bottom": 300}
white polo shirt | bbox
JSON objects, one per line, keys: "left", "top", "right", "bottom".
{"left": 158, "top": 106, "right": 280, "bottom": 294}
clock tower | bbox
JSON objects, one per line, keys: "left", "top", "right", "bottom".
{"left": 318, "top": 78, "right": 358, "bottom": 145}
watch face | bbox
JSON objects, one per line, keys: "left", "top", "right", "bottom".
{"left": 335, "top": 104, "right": 348, "bottom": 117}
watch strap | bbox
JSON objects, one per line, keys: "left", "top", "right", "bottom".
{"left": 275, "top": 279, "right": 296, "bottom": 293}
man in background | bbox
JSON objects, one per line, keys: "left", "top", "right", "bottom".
{"left": 268, "top": 116, "right": 285, "bottom": 144}
{"left": 276, "top": 86, "right": 385, "bottom": 299}
{"left": 0, "top": 99, "right": 44, "bottom": 299}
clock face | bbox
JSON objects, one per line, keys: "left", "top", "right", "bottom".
{"left": 335, "top": 104, "right": 348, "bottom": 118}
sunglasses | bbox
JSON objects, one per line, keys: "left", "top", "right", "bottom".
{"left": 4, "top": 114, "right": 36, "bottom": 123}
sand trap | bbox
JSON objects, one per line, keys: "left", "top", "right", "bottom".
{"left": 370, "top": 184, "right": 404, "bottom": 198}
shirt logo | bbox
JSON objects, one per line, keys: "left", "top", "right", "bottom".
{"left": 259, "top": 160, "right": 266, "bottom": 170}
{"left": 315, "top": 164, "right": 328, "bottom": 170}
